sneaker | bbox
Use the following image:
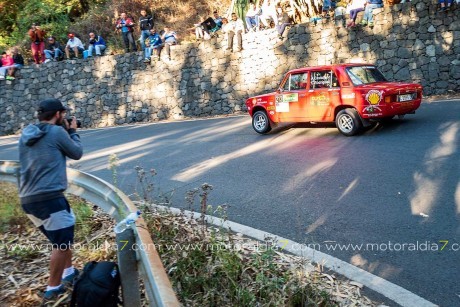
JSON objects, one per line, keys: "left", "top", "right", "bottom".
{"left": 6, "top": 76, "right": 15, "bottom": 80}
{"left": 0, "top": 76, "right": 5, "bottom": 80}
{"left": 62, "top": 268, "right": 79, "bottom": 288}
{"left": 368, "top": 22, "right": 374, "bottom": 28}
{"left": 44, "top": 59, "right": 51, "bottom": 63}
{"left": 143, "top": 58, "right": 150, "bottom": 63}
{"left": 360, "top": 20, "right": 368, "bottom": 26}
{"left": 42, "top": 285, "right": 65, "bottom": 305}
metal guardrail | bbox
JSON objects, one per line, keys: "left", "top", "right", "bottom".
{"left": 0, "top": 160, "right": 179, "bottom": 307}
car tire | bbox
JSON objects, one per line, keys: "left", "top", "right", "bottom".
{"left": 336, "top": 109, "right": 362, "bottom": 136}
{"left": 252, "top": 110, "right": 272, "bottom": 134}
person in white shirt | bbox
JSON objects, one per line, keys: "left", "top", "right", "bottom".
{"left": 222, "top": 13, "right": 245, "bottom": 52}
{"left": 259, "top": 0, "right": 278, "bottom": 29}
{"left": 245, "top": 2, "right": 261, "bottom": 31}
{"left": 65, "top": 33, "right": 85, "bottom": 59}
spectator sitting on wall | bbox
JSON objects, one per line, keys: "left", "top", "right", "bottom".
{"left": 139, "top": 9, "right": 153, "bottom": 51}
{"left": 360, "top": 0, "right": 383, "bottom": 28}
{"left": 12, "top": 47, "right": 24, "bottom": 69}
{"left": 346, "top": 0, "right": 366, "bottom": 28}
{"left": 192, "top": 17, "right": 207, "bottom": 41}
{"left": 322, "top": 0, "right": 333, "bottom": 18}
{"left": 65, "top": 33, "right": 84, "bottom": 59}
{"left": 0, "top": 51, "right": 16, "bottom": 80}
{"left": 245, "top": 2, "right": 261, "bottom": 32}
{"left": 201, "top": 11, "right": 223, "bottom": 38}
{"left": 28, "top": 23, "right": 46, "bottom": 64}
{"left": 87, "top": 32, "right": 106, "bottom": 57}
{"left": 44, "top": 37, "right": 63, "bottom": 62}
{"left": 161, "top": 26, "right": 178, "bottom": 61}
{"left": 438, "top": 0, "right": 453, "bottom": 11}
{"left": 276, "top": 6, "right": 291, "bottom": 40}
{"left": 259, "top": 0, "right": 278, "bottom": 30}
{"left": 144, "top": 28, "right": 163, "bottom": 63}
{"left": 116, "top": 12, "right": 137, "bottom": 52}
{"left": 223, "top": 13, "right": 245, "bottom": 52}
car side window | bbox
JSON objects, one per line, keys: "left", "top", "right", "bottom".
{"left": 282, "top": 73, "right": 308, "bottom": 91}
{"left": 310, "top": 71, "right": 339, "bottom": 89}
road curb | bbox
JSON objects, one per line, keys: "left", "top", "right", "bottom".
{"left": 153, "top": 204, "right": 437, "bottom": 307}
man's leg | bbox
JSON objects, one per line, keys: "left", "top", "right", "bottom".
{"left": 39, "top": 42, "right": 45, "bottom": 63}
{"left": 48, "top": 249, "right": 72, "bottom": 286}
{"left": 65, "top": 46, "right": 71, "bottom": 59}
{"left": 165, "top": 43, "right": 171, "bottom": 58}
{"left": 88, "top": 45, "right": 94, "bottom": 57}
{"left": 128, "top": 32, "right": 137, "bottom": 51}
{"left": 122, "top": 32, "right": 130, "bottom": 52}
{"left": 73, "top": 47, "right": 80, "bottom": 58}
{"left": 236, "top": 30, "right": 242, "bottom": 50}
{"left": 31, "top": 44, "right": 40, "bottom": 64}
{"left": 44, "top": 50, "right": 53, "bottom": 59}
{"left": 96, "top": 45, "right": 106, "bottom": 56}
{"left": 227, "top": 31, "right": 235, "bottom": 50}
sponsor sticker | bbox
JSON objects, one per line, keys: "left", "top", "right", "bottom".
{"left": 311, "top": 94, "right": 329, "bottom": 106}
{"left": 363, "top": 90, "right": 383, "bottom": 114}
{"left": 275, "top": 93, "right": 298, "bottom": 112}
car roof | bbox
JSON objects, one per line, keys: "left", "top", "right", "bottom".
{"left": 288, "top": 63, "right": 375, "bottom": 74}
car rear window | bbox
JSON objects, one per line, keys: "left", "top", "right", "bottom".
{"left": 346, "top": 66, "right": 388, "bottom": 85}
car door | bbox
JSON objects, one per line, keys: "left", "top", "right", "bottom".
{"left": 275, "top": 72, "right": 309, "bottom": 122}
{"left": 306, "top": 70, "right": 340, "bottom": 121}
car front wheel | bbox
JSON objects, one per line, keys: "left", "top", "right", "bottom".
{"left": 336, "top": 109, "right": 362, "bottom": 136}
{"left": 252, "top": 111, "right": 272, "bottom": 134}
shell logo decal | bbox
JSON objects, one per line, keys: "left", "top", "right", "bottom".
{"left": 366, "top": 90, "right": 382, "bottom": 105}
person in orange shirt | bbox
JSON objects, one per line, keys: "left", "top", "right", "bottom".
{"left": 28, "top": 23, "right": 46, "bottom": 64}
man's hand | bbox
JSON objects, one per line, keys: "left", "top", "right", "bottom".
{"left": 68, "top": 117, "right": 78, "bottom": 130}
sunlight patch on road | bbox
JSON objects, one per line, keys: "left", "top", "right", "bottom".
{"left": 337, "top": 178, "right": 360, "bottom": 202}
{"left": 282, "top": 159, "right": 338, "bottom": 193}
{"left": 410, "top": 122, "right": 458, "bottom": 216}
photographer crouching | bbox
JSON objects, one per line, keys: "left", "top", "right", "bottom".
{"left": 18, "top": 98, "right": 83, "bottom": 304}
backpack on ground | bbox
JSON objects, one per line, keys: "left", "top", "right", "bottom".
{"left": 70, "top": 261, "right": 121, "bottom": 307}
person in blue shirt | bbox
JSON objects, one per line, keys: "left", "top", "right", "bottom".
{"left": 144, "top": 28, "right": 163, "bottom": 62}
{"left": 115, "top": 12, "right": 137, "bottom": 52}
{"left": 360, "top": 0, "right": 383, "bottom": 28}
{"left": 139, "top": 9, "right": 154, "bottom": 51}
{"left": 161, "top": 26, "right": 178, "bottom": 61}
{"left": 87, "top": 32, "right": 106, "bottom": 57}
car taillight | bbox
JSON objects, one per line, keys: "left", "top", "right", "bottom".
{"left": 385, "top": 96, "right": 391, "bottom": 103}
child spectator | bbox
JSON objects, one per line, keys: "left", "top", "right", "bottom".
{"left": 139, "top": 9, "right": 154, "bottom": 51}
{"left": 44, "top": 37, "right": 63, "bottom": 62}
{"left": 346, "top": 0, "right": 366, "bottom": 28}
{"left": 245, "top": 2, "right": 261, "bottom": 32}
{"left": 360, "top": 0, "right": 383, "bottom": 28}
{"left": 144, "top": 28, "right": 163, "bottom": 63}
{"left": 0, "top": 51, "right": 16, "bottom": 80}
{"left": 276, "top": 6, "right": 291, "bottom": 39}
{"left": 161, "top": 26, "right": 178, "bottom": 61}
{"left": 27, "top": 23, "right": 46, "bottom": 64}
{"left": 87, "top": 32, "right": 106, "bottom": 57}
{"left": 223, "top": 13, "right": 245, "bottom": 52}
{"left": 65, "top": 33, "right": 85, "bottom": 59}
{"left": 12, "top": 47, "right": 24, "bottom": 69}
{"left": 116, "top": 12, "right": 137, "bottom": 52}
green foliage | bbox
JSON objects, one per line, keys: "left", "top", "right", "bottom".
{"left": 0, "top": 183, "right": 28, "bottom": 232}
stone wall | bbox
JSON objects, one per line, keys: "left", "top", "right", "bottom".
{"left": 0, "top": 0, "right": 459, "bottom": 135}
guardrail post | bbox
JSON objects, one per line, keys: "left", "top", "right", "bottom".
{"left": 116, "top": 228, "right": 141, "bottom": 306}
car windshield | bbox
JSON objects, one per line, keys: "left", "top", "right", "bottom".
{"left": 345, "top": 66, "right": 387, "bottom": 85}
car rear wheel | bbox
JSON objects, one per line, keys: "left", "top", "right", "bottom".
{"left": 336, "top": 109, "right": 362, "bottom": 136}
{"left": 252, "top": 111, "right": 272, "bottom": 134}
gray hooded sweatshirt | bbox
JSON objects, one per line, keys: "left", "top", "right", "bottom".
{"left": 18, "top": 123, "right": 83, "bottom": 204}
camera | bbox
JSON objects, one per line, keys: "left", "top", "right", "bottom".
{"left": 66, "top": 118, "right": 82, "bottom": 128}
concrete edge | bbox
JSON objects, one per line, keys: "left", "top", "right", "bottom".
{"left": 153, "top": 204, "right": 437, "bottom": 307}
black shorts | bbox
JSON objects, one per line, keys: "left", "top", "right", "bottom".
{"left": 22, "top": 197, "right": 75, "bottom": 249}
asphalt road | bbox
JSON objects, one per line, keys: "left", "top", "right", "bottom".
{"left": 1, "top": 99, "right": 459, "bottom": 306}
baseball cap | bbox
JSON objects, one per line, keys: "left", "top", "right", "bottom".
{"left": 68, "top": 33, "right": 74, "bottom": 38}
{"left": 37, "top": 98, "right": 71, "bottom": 113}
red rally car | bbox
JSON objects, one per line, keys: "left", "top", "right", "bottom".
{"left": 245, "top": 64, "right": 423, "bottom": 136}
